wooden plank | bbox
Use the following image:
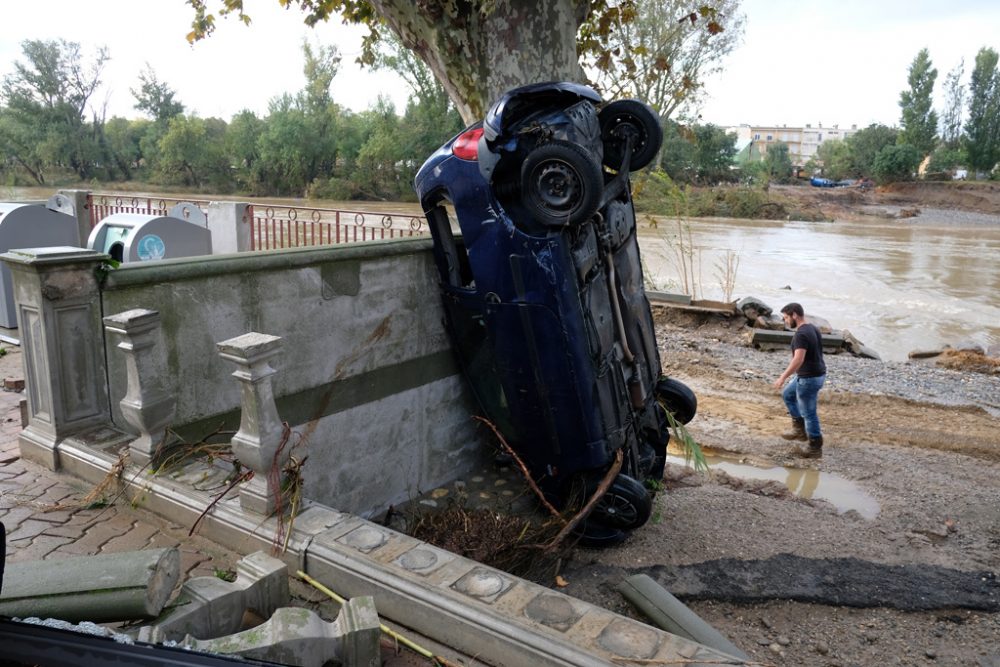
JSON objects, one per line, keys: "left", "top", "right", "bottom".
{"left": 751, "top": 328, "right": 845, "bottom": 348}
{"left": 646, "top": 291, "right": 692, "bottom": 305}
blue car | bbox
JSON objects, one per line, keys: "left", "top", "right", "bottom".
{"left": 415, "top": 82, "right": 696, "bottom": 545}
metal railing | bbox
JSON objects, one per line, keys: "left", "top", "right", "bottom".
{"left": 87, "top": 193, "right": 212, "bottom": 229}
{"left": 85, "top": 193, "right": 427, "bottom": 251}
{"left": 249, "top": 205, "right": 426, "bottom": 251}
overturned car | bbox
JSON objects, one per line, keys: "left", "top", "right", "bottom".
{"left": 415, "top": 82, "right": 697, "bottom": 545}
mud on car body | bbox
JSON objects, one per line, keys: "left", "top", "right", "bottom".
{"left": 415, "top": 81, "right": 696, "bottom": 545}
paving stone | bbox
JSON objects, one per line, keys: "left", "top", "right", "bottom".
{"left": 56, "top": 515, "right": 135, "bottom": 555}
{"left": 5, "top": 518, "right": 52, "bottom": 543}
{"left": 179, "top": 548, "right": 212, "bottom": 578}
{"left": 28, "top": 507, "right": 75, "bottom": 524}
{"left": 0, "top": 506, "right": 34, "bottom": 528}
{"left": 100, "top": 521, "right": 162, "bottom": 553}
{"left": 6, "top": 534, "right": 74, "bottom": 563}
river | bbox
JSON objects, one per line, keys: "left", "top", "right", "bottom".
{"left": 638, "top": 216, "right": 1000, "bottom": 361}
{"left": 6, "top": 187, "right": 999, "bottom": 361}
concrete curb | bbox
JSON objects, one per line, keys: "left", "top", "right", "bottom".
{"left": 51, "top": 432, "right": 748, "bottom": 666}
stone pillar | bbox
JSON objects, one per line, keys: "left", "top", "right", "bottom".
{"left": 56, "top": 189, "right": 91, "bottom": 247}
{"left": 0, "top": 247, "right": 110, "bottom": 470}
{"left": 207, "top": 202, "right": 253, "bottom": 254}
{"left": 217, "top": 333, "right": 288, "bottom": 515}
{"left": 103, "top": 309, "right": 176, "bottom": 467}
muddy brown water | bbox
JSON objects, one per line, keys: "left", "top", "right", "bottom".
{"left": 665, "top": 449, "right": 880, "bottom": 520}
{"left": 640, "top": 216, "right": 1000, "bottom": 361}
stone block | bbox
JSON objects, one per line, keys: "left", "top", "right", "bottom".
{"left": 0, "top": 547, "right": 179, "bottom": 622}
{"left": 181, "top": 600, "right": 380, "bottom": 667}
{"left": 138, "top": 551, "right": 289, "bottom": 643}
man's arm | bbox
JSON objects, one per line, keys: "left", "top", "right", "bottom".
{"left": 773, "top": 348, "right": 806, "bottom": 389}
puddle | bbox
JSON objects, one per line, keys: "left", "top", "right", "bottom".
{"left": 666, "top": 447, "right": 880, "bottom": 520}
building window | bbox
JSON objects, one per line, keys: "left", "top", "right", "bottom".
{"left": 754, "top": 133, "right": 760, "bottom": 140}
{"left": 766, "top": 134, "right": 773, "bottom": 141}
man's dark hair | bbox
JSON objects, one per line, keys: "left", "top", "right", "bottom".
{"left": 781, "top": 302, "right": 804, "bottom": 317}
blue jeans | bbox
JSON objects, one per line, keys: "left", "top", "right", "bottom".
{"left": 782, "top": 374, "right": 826, "bottom": 438}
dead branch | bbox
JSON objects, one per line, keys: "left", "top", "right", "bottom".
{"left": 472, "top": 415, "right": 565, "bottom": 522}
{"left": 544, "top": 448, "right": 624, "bottom": 552}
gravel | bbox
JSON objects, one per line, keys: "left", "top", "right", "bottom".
{"left": 657, "top": 321, "right": 1000, "bottom": 417}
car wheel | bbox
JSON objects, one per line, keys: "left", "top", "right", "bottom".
{"left": 573, "top": 521, "right": 628, "bottom": 548}
{"left": 589, "top": 473, "right": 653, "bottom": 530}
{"left": 519, "top": 140, "right": 604, "bottom": 226}
{"left": 599, "top": 99, "right": 663, "bottom": 172}
{"left": 655, "top": 377, "right": 697, "bottom": 425}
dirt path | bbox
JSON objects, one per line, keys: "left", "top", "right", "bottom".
{"left": 560, "top": 312, "right": 1000, "bottom": 666}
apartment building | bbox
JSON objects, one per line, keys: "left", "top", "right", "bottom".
{"left": 729, "top": 123, "right": 858, "bottom": 167}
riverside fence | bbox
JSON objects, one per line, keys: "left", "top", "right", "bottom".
{"left": 85, "top": 192, "right": 428, "bottom": 252}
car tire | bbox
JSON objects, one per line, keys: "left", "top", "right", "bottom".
{"left": 591, "top": 473, "right": 653, "bottom": 530}
{"left": 599, "top": 99, "right": 663, "bottom": 172}
{"left": 573, "top": 521, "right": 628, "bottom": 548}
{"left": 655, "top": 377, "right": 698, "bottom": 425}
{"left": 519, "top": 140, "right": 604, "bottom": 226}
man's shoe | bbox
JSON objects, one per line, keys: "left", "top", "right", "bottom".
{"left": 799, "top": 435, "right": 823, "bottom": 459}
{"left": 781, "top": 417, "right": 807, "bottom": 441}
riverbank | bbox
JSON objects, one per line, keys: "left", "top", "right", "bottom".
{"left": 763, "top": 180, "right": 1000, "bottom": 225}
{"left": 558, "top": 307, "right": 1000, "bottom": 666}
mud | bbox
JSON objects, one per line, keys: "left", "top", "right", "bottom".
{"left": 559, "top": 310, "right": 1000, "bottom": 666}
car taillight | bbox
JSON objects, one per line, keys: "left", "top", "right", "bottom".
{"left": 453, "top": 127, "right": 483, "bottom": 160}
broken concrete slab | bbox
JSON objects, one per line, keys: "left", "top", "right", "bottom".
{"left": 181, "top": 601, "right": 380, "bottom": 667}
{"left": 0, "top": 548, "right": 179, "bottom": 622}
{"left": 138, "top": 550, "right": 289, "bottom": 643}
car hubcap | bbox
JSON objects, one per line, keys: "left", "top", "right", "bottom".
{"left": 535, "top": 161, "right": 579, "bottom": 211}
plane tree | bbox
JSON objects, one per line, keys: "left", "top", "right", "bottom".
{"left": 185, "top": 0, "right": 724, "bottom": 124}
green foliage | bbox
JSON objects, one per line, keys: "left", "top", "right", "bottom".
{"left": 131, "top": 64, "right": 185, "bottom": 123}
{"left": 941, "top": 59, "right": 965, "bottom": 149}
{"left": 927, "top": 145, "right": 966, "bottom": 173}
{"left": 814, "top": 138, "right": 852, "bottom": 180}
{"left": 965, "top": 47, "right": 1000, "bottom": 175}
{"left": 846, "top": 124, "right": 898, "bottom": 178}
{"left": 0, "top": 39, "right": 110, "bottom": 184}
{"left": 665, "top": 411, "right": 708, "bottom": 473}
{"left": 871, "top": 143, "right": 921, "bottom": 184}
{"left": 762, "top": 142, "right": 793, "bottom": 183}
{"left": 633, "top": 170, "right": 777, "bottom": 219}
{"left": 157, "top": 115, "right": 232, "bottom": 190}
{"left": 898, "top": 48, "right": 938, "bottom": 156}
{"left": 657, "top": 121, "right": 737, "bottom": 185}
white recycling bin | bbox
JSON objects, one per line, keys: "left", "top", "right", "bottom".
{"left": 87, "top": 202, "right": 211, "bottom": 264}
{"left": 0, "top": 195, "right": 81, "bottom": 328}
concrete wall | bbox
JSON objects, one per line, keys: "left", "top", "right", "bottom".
{"left": 100, "top": 239, "right": 485, "bottom": 517}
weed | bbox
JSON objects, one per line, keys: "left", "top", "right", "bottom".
{"left": 213, "top": 567, "right": 237, "bottom": 583}
{"left": 644, "top": 478, "right": 665, "bottom": 492}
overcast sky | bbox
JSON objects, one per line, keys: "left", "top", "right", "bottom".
{"left": 3, "top": 1, "right": 1000, "bottom": 130}
{"left": 700, "top": 0, "right": 1000, "bottom": 129}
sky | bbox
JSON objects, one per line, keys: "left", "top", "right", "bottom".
{"left": 698, "top": 0, "right": 1000, "bottom": 129}
{"left": 2, "top": 1, "right": 1000, "bottom": 130}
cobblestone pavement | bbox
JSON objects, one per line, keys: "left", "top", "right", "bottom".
{"left": 0, "top": 345, "right": 243, "bottom": 590}
{"left": 0, "top": 345, "right": 472, "bottom": 666}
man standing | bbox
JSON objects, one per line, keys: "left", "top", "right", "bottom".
{"left": 772, "top": 303, "right": 826, "bottom": 458}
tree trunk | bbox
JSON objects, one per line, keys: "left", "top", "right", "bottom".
{"left": 372, "top": 0, "right": 589, "bottom": 124}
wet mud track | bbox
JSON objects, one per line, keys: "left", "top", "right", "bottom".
{"left": 561, "top": 554, "right": 1000, "bottom": 612}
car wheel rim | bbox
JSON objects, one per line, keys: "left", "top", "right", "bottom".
{"left": 599, "top": 493, "right": 638, "bottom": 523}
{"left": 534, "top": 160, "right": 580, "bottom": 213}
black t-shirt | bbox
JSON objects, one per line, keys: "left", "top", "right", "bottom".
{"left": 792, "top": 323, "right": 827, "bottom": 378}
